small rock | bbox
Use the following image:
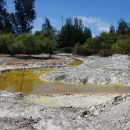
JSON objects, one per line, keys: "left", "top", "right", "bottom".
{"left": 93, "top": 110, "right": 99, "bottom": 116}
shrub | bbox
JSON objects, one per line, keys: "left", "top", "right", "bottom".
{"left": 74, "top": 45, "right": 93, "bottom": 56}
{"left": 111, "top": 39, "right": 130, "bottom": 54}
{"left": 60, "top": 47, "right": 74, "bottom": 53}
{"left": 98, "top": 49, "right": 113, "bottom": 57}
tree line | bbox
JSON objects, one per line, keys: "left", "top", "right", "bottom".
{"left": 0, "top": 0, "right": 130, "bottom": 57}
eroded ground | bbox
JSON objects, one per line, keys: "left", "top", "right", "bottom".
{"left": 0, "top": 91, "right": 130, "bottom": 130}
{"left": 0, "top": 54, "right": 130, "bottom": 130}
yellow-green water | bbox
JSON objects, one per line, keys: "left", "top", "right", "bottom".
{"left": 0, "top": 57, "right": 130, "bottom": 94}
{"left": 68, "top": 58, "right": 83, "bottom": 66}
{"left": 0, "top": 68, "right": 130, "bottom": 94}
{"left": 0, "top": 68, "right": 56, "bottom": 94}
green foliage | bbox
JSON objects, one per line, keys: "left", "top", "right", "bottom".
{"left": 1, "top": 3, "right": 130, "bottom": 58}
{"left": 111, "top": 38, "right": 130, "bottom": 54}
{"left": 13, "top": 0, "right": 36, "bottom": 34}
{"left": 60, "top": 47, "right": 74, "bottom": 53}
{"left": 0, "top": 0, "right": 12, "bottom": 32}
{"left": 100, "top": 31, "right": 117, "bottom": 49}
{"left": 83, "top": 27, "right": 92, "bottom": 39}
{"left": 42, "top": 17, "right": 57, "bottom": 39}
{"left": 74, "top": 43, "right": 92, "bottom": 56}
{"left": 117, "top": 19, "right": 129, "bottom": 36}
{"left": 0, "top": 33, "right": 15, "bottom": 55}
{"left": 57, "top": 17, "right": 92, "bottom": 49}
{"left": 43, "top": 38, "right": 57, "bottom": 57}
{"left": 109, "top": 25, "right": 115, "bottom": 33}
{"left": 34, "top": 32, "right": 46, "bottom": 53}
{"left": 0, "top": 0, "right": 6, "bottom": 31}
{"left": 84, "top": 37, "right": 102, "bottom": 54}
{"left": 14, "top": 33, "right": 36, "bottom": 55}
{"left": 57, "top": 18, "right": 74, "bottom": 48}
{"left": 98, "top": 49, "right": 113, "bottom": 57}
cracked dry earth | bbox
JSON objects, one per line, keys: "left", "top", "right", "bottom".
{"left": 0, "top": 91, "right": 130, "bottom": 130}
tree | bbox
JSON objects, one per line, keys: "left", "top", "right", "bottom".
{"left": 34, "top": 31, "right": 46, "bottom": 54}
{"left": 57, "top": 17, "right": 92, "bottom": 49}
{"left": 0, "top": 0, "right": 9, "bottom": 32}
{"left": 41, "top": 17, "right": 57, "bottom": 57}
{"left": 109, "top": 25, "right": 115, "bottom": 33}
{"left": 42, "top": 17, "right": 56, "bottom": 39}
{"left": 111, "top": 38, "right": 130, "bottom": 54}
{"left": 99, "top": 31, "right": 117, "bottom": 49}
{"left": 72, "top": 17, "right": 84, "bottom": 46}
{"left": 117, "top": 19, "right": 128, "bottom": 36}
{"left": 11, "top": 33, "right": 36, "bottom": 56}
{"left": 83, "top": 27, "right": 92, "bottom": 40}
{"left": 73, "top": 17, "right": 84, "bottom": 30}
{"left": 44, "top": 38, "right": 57, "bottom": 58}
{"left": 84, "top": 36, "right": 101, "bottom": 54}
{"left": 0, "top": 33, "right": 15, "bottom": 55}
{"left": 127, "top": 23, "right": 130, "bottom": 35}
{"left": 7, "top": 13, "right": 18, "bottom": 34}
{"left": 57, "top": 17, "right": 74, "bottom": 48}
{"left": 13, "top": 0, "right": 36, "bottom": 34}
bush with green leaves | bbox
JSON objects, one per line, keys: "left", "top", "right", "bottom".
{"left": 83, "top": 37, "right": 102, "bottom": 54}
{"left": 43, "top": 38, "right": 57, "bottom": 57}
{"left": 111, "top": 38, "right": 130, "bottom": 54}
{"left": 98, "top": 49, "right": 113, "bottom": 57}
{"left": 74, "top": 43, "right": 92, "bottom": 56}
{"left": 13, "top": 33, "right": 36, "bottom": 56}
{"left": 60, "top": 47, "right": 74, "bottom": 53}
{"left": 0, "top": 33, "right": 15, "bottom": 55}
{"left": 34, "top": 32, "right": 46, "bottom": 54}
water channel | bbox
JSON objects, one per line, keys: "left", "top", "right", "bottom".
{"left": 0, "top": 58, "right": 130, "bottom": 94}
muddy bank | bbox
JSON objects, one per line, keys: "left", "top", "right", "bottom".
{"left": 41, "top": 54, "right": 130, "bottom": 86}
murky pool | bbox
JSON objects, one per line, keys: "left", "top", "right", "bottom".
{"left": 0, "top": 58, "right": 130, "bottom": 94}
{"left": 0, "top": 67, "right": 130, "bottom": 94}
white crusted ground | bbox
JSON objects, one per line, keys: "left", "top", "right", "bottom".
{"left": 41, "top": 54, "right": 130, "bottom": 86}
{"left": 0, "top": 91, "right": 130, "bottom": 130}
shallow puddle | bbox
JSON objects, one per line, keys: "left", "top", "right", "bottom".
{"left": 68, "top": 57, "right": 83, "bottom": 66}
{"left": 26, "top": 95, "right": 112, "bottom": 108}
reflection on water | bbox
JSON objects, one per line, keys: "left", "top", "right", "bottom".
{"left": 0, "top": 68, "right": 130, "bottom": 94}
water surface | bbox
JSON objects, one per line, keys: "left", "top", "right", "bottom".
{"left": 0, "top": 57, "right": 129, "bottom": 94}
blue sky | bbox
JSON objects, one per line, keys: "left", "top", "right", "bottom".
{"left": 6, "top": 0, "right": 130, "bottom": 36}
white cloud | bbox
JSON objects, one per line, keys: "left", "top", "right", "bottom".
{"left": 47, "top": 17, "right": 61, "bottom": 29}
{"left": 77, "top": 16, "right": 110, "bottom": 32}
{"left": 78, "top": 16, "right": 100, "bottom": 24}
{"left": 96, "top": 22, "right": 110, "bottom": 32}
{"left": 36, "top": 18, "right": 43, "bottom": 25}
{"left": 92, "top": 33, "right": 96, "bottom": 38}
